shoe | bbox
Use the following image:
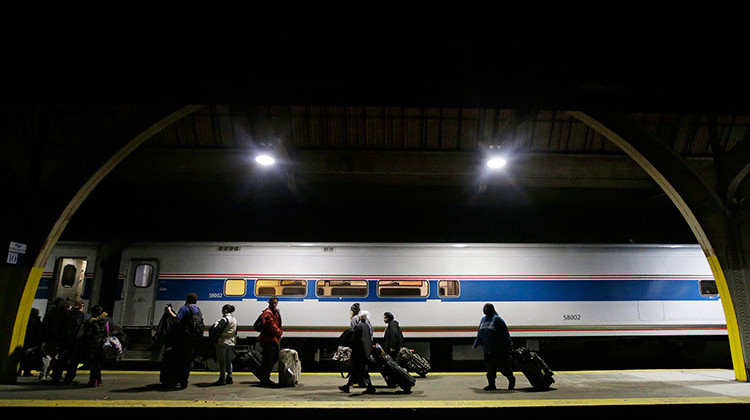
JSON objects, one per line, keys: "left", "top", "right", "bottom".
{"left": 483, "top": 384, "right": 497, "bottom": 391}
{"left": 338, "top": 385, "right": 350, "bottom": 393}
{"left": 508, "top": 376, "right": 516, "bottom": 390}
{"left": 178, "top": 382, "right": 188, "bottom": 389}
{"left": 259, "top": 380, "right": 276, "bottom": 388}
{"left": 225, "top": 376, "right": 233, "bottom": 384}
{"left": 362, "top": 386, "right": 376, "bottom": 394}
{"left": 213, "top": 379, "right": 226, "bottom": 386}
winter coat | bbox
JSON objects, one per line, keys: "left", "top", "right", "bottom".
{"left": 211, "top": 313, "right": 238, "bottom": 346}
{"left": 258, "top": 307, "right": 282, "bottom": 345}
{"left": 83, "top": 313, "right": 118, "bottom": 359}
{"left": 383, "top": 319, "right": 404, "bottom": 354}
{"left": 473, "top": 313, "right": 513, "bottom": 355}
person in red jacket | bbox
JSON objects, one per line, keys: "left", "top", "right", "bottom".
{"left": 258, "top": 297, "right": 282, "bottom": 387}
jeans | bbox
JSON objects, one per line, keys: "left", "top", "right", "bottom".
{"left": 216, "top": 344, "right": 234, "bottom": 379}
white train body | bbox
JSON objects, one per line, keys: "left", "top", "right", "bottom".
{"left": 99, "top": 242, "right": 724, "bottom": 341}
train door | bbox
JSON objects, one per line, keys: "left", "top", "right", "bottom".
{"left": 121, "top": 259, "right": 159, "bottom": 327}
{"left": 50, "top": 257, "right": 87, "bottom": 305}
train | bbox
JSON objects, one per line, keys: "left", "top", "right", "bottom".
{"left": 35, "top": 241, "right": 730, "bottom": 370}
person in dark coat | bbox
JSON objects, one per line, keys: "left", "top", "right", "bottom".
{"left": 19, "top": 308, "right": 43, "bottom": 376}
{"left": 382, "top": 312, "right": 404, "bottom": 360}
{"left": 164, "top": 293, "right": 202, "bottom": 389}
{"left": 257, "top": 297, "right": 282, "bottom": 387}
{"left": 50, "top": 299, "right": 87, "bottom": 384}
{"left": 473, "top": 303, "right": 515, "bottom": 391}
{"left": 339, "top": 312, "right": 376, "bottom": 394}
{"left": 40, "top": 297, "right": 68, "bottom": 380}
{"left": 83, "top": 305, "right": 119, "bottom": 387}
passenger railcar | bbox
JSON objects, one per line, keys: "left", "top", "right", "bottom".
{"left": 39, "top": 242, "right": 727, "bottom": 367}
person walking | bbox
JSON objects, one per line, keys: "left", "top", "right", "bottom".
{"left": 211, "top": 304, "right": 238, "bottom": 385}
{"left": 339, "top": 312, "right": 376, "bottom": 394}
{"left": 257, "top": 297, "right": 282, "bottom": 387}
{"left": 473, "top": 303, "right": 515, "bottom": 391}
{"left": 382, "top": 312, "right": 404, "bottom": 360}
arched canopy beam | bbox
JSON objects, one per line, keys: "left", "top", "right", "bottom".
{"left": 571, "top": 111, "right": 750, "bottom": 381}
{"left": 1, "top": 105, "right": 203, "bottom": 383}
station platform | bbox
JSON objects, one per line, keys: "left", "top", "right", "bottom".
{"left": 1, "top": 369, "right": 749, "bottom": 417}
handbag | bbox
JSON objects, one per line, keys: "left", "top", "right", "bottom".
{"left": 102, "top": 321, "right": 123, "bottom": 361}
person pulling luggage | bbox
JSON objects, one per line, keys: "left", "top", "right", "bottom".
{"left": 339, "top": 312, "right": 376, "bottom": 394}
{"left": 473, "top": 303, "right": 515, "bottom": 391}
{"left": 382, "top": 312, "right": 403, "bottom": 360}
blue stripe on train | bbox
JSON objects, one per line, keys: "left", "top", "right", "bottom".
{"left": 34, "top": 277, "right": 93, "bottom": 300}
{"left": 151, "top": 279, "right": 717, "bottom": 302}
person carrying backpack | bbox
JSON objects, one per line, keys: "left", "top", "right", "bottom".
{"left": 165, "top": 293, "right": 203, "bottom": 389}
{"left": 210, "top": 304, "right": 237, "bottom": 385}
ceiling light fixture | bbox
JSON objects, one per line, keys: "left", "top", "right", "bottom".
{"left": 486, "top": 156, "right": 507, "bottom": 169}
{"left": 255, "top": 154, "right": 276, "bottom": 166}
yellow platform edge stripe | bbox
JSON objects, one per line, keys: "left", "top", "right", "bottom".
{"left": 61, "top": 368, "right": 732, "bottom": 376}
{"left": 2, "top": 397, "right": 750, "bottom": 409}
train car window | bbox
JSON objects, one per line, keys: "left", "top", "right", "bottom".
{"left": 224, "top": 279, "right": 247, "bottom": 297}
{"left": 134, "top": 264, "right": 154, "bottom": 288}
{"left": 438, "top": 280, "right": 460, "bottom": 297}
{"left": 699, "top": 280, "right": 719, "bottom": 297}
{"left": 255, "top": 279, "right": 307, "bottom": 297}
{"left": 316, "top": 280, "right": 368, "bottom": 297}
{"left": 61, "top": 264, "right": 77, "bottom": 288}
{"left": 377, "top": 280, "right": 429, "bottom": 297}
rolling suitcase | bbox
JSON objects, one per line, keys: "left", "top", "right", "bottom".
{"left": 240, "top": 348, "right": 264, "bottom": 381}
{"left": 398, "top": 347, "right": 431, "bottom": 377}
{"left": 278, "top": 348, "right": 301, "bottom": 387}
{"left": 371, "top": 352, "right": 416, "bottom": 393}
{"left": 510, "top": 347, "right": 555, "bottom": 390}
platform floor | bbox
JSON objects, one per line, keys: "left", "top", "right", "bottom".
{"left": 2, "top": 369, "right": 750, "bottom": 415}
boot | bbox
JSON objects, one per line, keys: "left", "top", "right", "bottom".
{"left": 483, "top": 376, "right": 497, "bottom": 391}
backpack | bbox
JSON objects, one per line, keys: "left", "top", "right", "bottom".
{"left": 184, "top": 305, "right": 205, "bottom": 340}
{"left": 209, "top": 317, "right": 227, "bottom": 344}
{"left": 253, "top": 314, "right": 263, "bottom": 332}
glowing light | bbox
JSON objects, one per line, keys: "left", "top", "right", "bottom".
{"left": 453, "top": 244, "right": 468, "bottom": 248}
{"left": 255, "top": 154, "right": 276, "bottom": 166}
{"left": 486, "top": 156, "right": 507, "bottom": 169}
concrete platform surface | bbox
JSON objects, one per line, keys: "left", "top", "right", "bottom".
{"left": 2, "top": 369, "right": 750, "bottom": 410}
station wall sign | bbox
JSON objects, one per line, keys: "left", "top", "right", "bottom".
{"left": 6, "top": 241, "right": 27, "bottom": 265}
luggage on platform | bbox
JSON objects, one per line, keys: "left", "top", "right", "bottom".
{"left": 371, "top": 351, "right": 415, "bottom": 393}
{"left": 398, "top": 347, "right": 431, "bottom": 377}
{"left": 278, "top": 348, "right": 301, "bottom": 387}
{"left": 239, "top": 348, "right": 264, "bottom": 381}
{"left": 159, "top": 346, "right": 181, "bottom": 386}
{"left": 332, "top": 345, "right": 352, "bottom": 378}
{"left": 510, "top": 347, "right": 555, "bottom": 390}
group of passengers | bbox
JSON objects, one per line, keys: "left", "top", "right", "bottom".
{"left": 20, "top": 297, "right": 125, "bottom": 387}
{"left": 20, "top": 294, "right": 514, "bottom": 394}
